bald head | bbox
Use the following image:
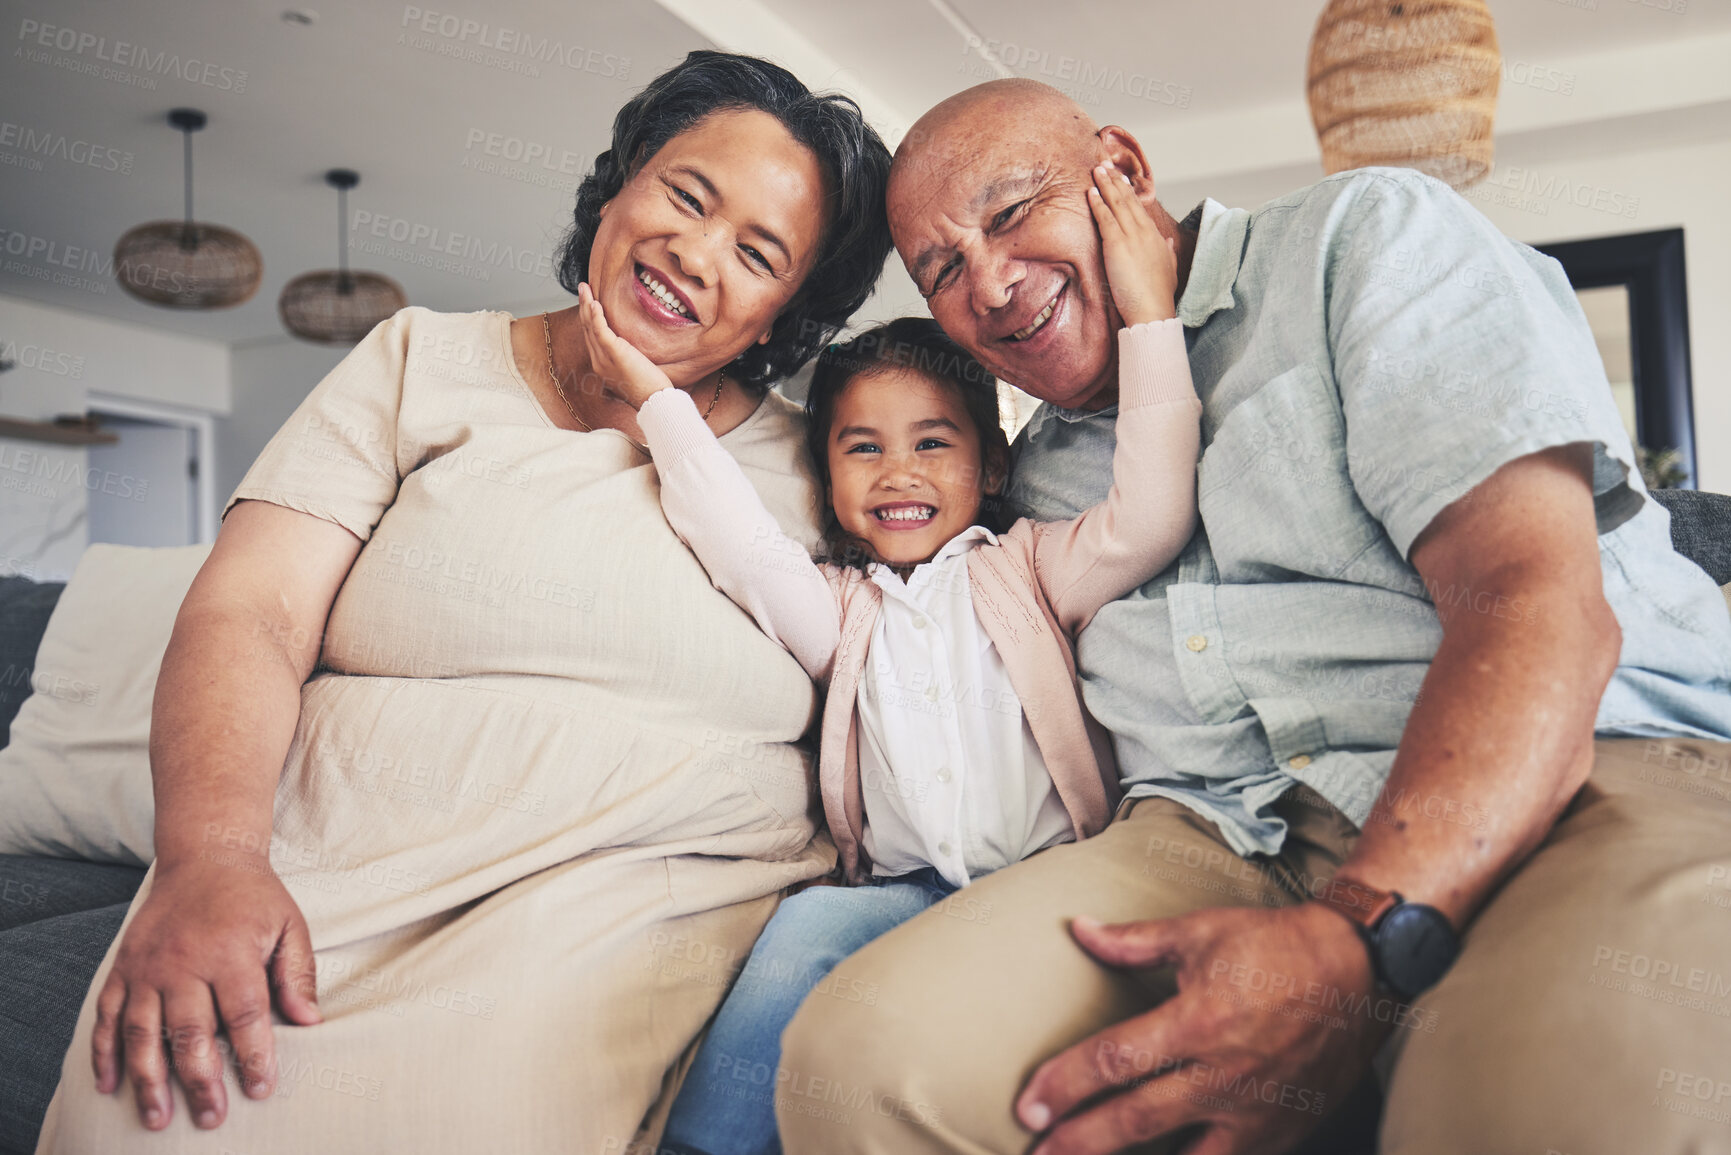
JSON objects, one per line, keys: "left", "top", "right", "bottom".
{"left": 890, "top": 80, "right": 1097, "bottom": 207}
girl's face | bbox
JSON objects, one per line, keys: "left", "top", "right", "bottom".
{"left": 825, "top": 368, "right": 1003, "bottom": 571}
{"left": 587, "top": 108, "right": 828, "bottom": 387}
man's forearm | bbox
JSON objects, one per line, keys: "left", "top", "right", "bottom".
{"left": 1330, "top": 567, "right": 1620, "bottom": 928}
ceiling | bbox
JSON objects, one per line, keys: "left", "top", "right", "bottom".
{"left": 3, "top": 0, "right": 1727, "bottom": 347}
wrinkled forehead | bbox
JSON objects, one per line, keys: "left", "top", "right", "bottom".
{"left": 892, "top": 150, "right": 1024, "bottom": 242}
{"left": 893, "top": 113, "right": 1082, "bottom": 228}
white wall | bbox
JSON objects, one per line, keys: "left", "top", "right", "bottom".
{"left": 0, "top": 294, "right": 229, "bottom": 579}
{"left": 217, "top": 339, "right": 347, "bottom": 506}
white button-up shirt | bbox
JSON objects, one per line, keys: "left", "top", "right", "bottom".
{"left": 856, "top": 527, "right": 1074, "bottom": 888}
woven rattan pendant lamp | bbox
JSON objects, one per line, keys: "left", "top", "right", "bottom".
{"left": 1307, "top": 0, "right": 1501, "bottom": 189}
{"left": 278, "top": 169, "right": 407, "bottom": 344}
{"left": 113, "top": 108, "right": 263, "bottom": 308}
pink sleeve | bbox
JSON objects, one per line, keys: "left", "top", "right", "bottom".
{"left": 637, "top": 387, "right": 841, "bottom": 683}
{"left": 1031, "top": 317, "right": 1202, "bottom": 635}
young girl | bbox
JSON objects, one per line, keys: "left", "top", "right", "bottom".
{"left": 580, "top": 164, "right": 1200, "bottom": 1155}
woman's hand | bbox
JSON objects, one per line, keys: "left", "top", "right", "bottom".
{"left": 576, "top": 282, "right": 676, "bottom": 411}
{"left": 92, "top": 855, "right": 322, "bottom": 1131}
{"left": 1089, "top": 163, "right": 1179, "bottom": 328}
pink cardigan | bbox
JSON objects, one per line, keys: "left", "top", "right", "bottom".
{"left": 639, "top": 319, "right": 1201, "bottom": 882}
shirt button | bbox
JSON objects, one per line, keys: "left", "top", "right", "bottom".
{"left": 935, "top": 767, "right": 952, "bottom": 784}
{"left": 925, "top": 685, "right": 939, "bottom": 702}
{"left": 912, "top": 615, "right": 928, "bottom": 629}
{"left": 938, "top": 840, "right": 953, "bottom": 856}
{"left": 1186, "top": 635, "right": 1208, "bottom": 653}
{"left": 1289, "top": 754, "right": 1312, "bottom": 770}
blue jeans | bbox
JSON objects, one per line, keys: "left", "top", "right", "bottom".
{"left": 660, "top": 868, "right": 957, "bottom": 1155}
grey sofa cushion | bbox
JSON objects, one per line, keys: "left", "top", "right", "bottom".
{"left": 0, "top": 578, "right": 65, "bottom": 750}
{"left": 1651, "top": 489, "right": 1731, "bottom": 586}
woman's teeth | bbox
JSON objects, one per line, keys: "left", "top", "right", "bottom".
{"left": 1010, "top": 294, "right": 1059, "bottom": 341}
{"left": 638, "top": 269, "right": 689, "bottom": 317}
{"left": 876, "top": 506, "right": 934, "bottom": 522}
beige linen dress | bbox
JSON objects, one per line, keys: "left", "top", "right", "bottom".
{"left": 37, "top": 308, "right": 834, "bottom": 1154}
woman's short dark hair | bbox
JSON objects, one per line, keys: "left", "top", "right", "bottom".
{"left": 805, "top": 317, "right": 1016, "bottom": 568}
{"left": 555, "top": 51, "right": 893, "bottom": 391}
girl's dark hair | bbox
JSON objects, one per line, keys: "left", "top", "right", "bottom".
{"left": 805, "top": 317, "right": 1016, "bottom": 569}
{"left": 555, "top": 51, "right": 893, "bottom": 391}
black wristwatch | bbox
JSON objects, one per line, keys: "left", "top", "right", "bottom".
{"left": 1311, "top": 879, "right": 1460, "bottom": 1001}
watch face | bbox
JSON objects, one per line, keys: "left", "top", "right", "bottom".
{"left": 1378, "top": 904, "right": 1460, "bottom": 999}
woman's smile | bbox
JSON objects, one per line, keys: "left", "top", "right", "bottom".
{"left": 631, "top": 262, "right": 698, "bottom": 325}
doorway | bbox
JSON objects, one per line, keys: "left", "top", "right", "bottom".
{"left": 83, "top": 394, "right": 217, "bottom": 548}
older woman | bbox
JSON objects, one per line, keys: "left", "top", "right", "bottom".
{"left": 35, "top": 52, "right": 891, "bottom": 1153}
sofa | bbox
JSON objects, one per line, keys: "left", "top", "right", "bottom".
{"left": 1, "top": 490, "right": 1728, "bottom": 1155}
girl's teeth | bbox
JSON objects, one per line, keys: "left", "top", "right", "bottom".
{"left": 878, "top": 506, "right": 934, "bottom": 521}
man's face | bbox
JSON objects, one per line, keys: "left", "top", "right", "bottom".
{"left": 889, "top": 122, "right": 1121, "bottom": 410}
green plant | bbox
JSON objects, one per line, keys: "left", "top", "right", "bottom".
{"left": 1636, "top": 444, "right": 1690, "bottom": 490}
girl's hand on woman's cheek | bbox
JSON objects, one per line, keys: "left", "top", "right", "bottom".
{"left": 576, "top": 283, "right": 675, "bottom": 410}
{"left": 1089, "top": 164, "right": 1179, "bottom": 328}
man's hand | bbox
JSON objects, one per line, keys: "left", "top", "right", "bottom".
{"left": 93, "top": 855, "right": 321, "bottom": 1131}
{"left": 1016, "top": 903, "right": 1392, "bottom": 1155}
{"left": 576, "top": 282, "right": 676, "bottom": 410}
{"left": 1089, "top": 163, "right": 1178, "bottom": 328}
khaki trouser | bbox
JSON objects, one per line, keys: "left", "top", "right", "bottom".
{"left": 777, "top": 738, "right": 1731, "bottom": 1155}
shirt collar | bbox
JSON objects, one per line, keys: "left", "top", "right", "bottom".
{"left": 1176, "top": 197, "right": 1251, "bottom": 329}
{"left": 868, "top": 525, "right": 995, "bottom": 592}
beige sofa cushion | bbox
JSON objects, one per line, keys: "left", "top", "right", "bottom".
{"left": 0, "top": 543, "right": 209, "bottom": 865}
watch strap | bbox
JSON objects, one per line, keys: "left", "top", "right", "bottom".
{"left": 1313, "top": 877, "right": 1401, "bottom": 932}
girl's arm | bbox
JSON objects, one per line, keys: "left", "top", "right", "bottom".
{"left": 1033, "top": 318, "right": 1200, "bottom": 635}
{"left": 638, "top": 387, "right": 841, "bottom": 681}
{"left": 1033, "top": 163, "right": 1202, "bottom": 634}
{"left": 576, "top": 285, "right": 841, "bottom": 682}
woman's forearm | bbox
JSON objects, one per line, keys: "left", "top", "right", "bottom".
{"left": 148, "top": 501, "right": 366, "bottom": 873}
{"left": 638, "top": 386, "right": 841, "bottom": 682}
{"left": 149, "top": 602, "right": 317, "bottom": 872}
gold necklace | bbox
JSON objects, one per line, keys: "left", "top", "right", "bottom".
{"left": 542, "top": 312, "right": 724, "bottom": 450}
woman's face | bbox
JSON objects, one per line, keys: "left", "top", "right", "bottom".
{"left": 586, "top": 108, "right": 829, "bottom": 387}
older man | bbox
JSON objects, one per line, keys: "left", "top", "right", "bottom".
{"left": 777, "top": 79, "right": 1731, "bottom": 1155}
